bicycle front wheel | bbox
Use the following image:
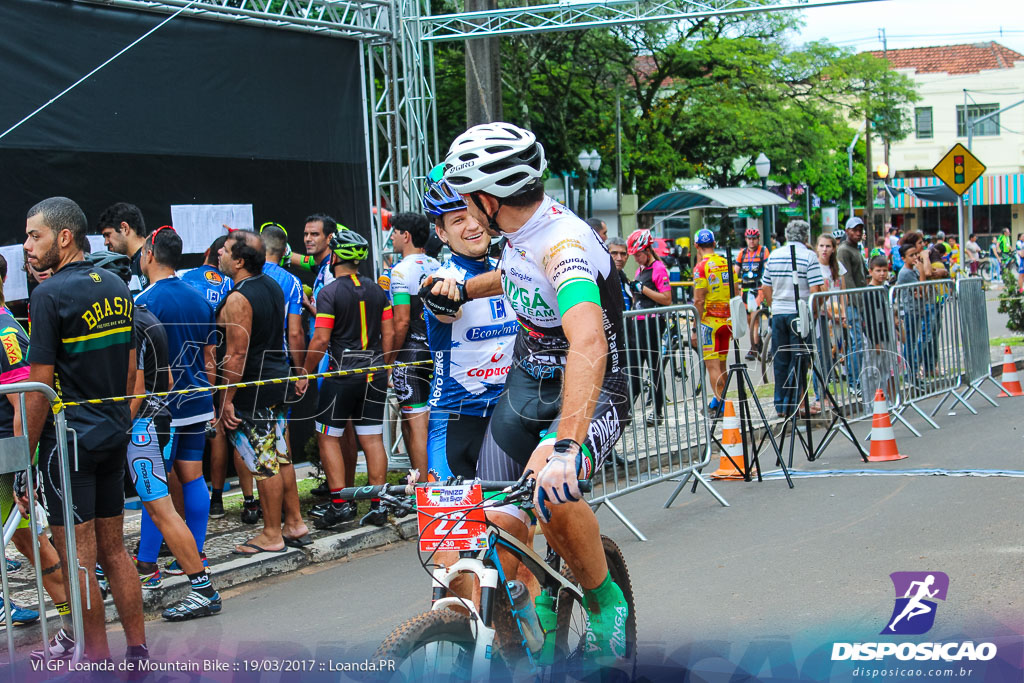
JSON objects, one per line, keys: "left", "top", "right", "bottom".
{"left": 374, "top": 609, "right": 505, "bottom": 682}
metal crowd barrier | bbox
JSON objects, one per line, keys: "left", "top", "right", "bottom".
{"left": 956, "top": 277, "right": 1004, "bottom": 406}
{"left": 807, "top": 286, "right": 912, "bottom": 455}
{"left": 0, "top": 382, "right": 84, "bottom": 668}
{"left": 587, "top": 303, "right": 726, "bottom": 542}
{"left": 889, "top": 279, "right": 975, "bottom": 427}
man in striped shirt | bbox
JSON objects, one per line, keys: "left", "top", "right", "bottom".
{"left": 760, "top": 219, "right": 823, "bottom": 418}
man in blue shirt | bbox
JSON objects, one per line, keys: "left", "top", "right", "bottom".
{"left": 136, "top": 226, "right": 217, "bottom": 581}
{"left": 181, "top": 235, "right": 234, "bottom": 310}
{"left": 181, "top": 235, "right": 234, "bottom": 518}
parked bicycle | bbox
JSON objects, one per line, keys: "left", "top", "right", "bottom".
{"left": 336, "top": 477, "right": 637, "bottom": 681}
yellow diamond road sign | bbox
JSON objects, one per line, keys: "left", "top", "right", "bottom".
{"left": 933, "top": 143, "right": 985, "bottom": 196}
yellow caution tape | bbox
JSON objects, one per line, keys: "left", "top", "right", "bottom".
{"left": 61, "top": 360, "right": 433, "bottom": 408}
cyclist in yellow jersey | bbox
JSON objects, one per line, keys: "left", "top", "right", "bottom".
{"left": 692, "top": 229, "right": 732, "bottom": 415}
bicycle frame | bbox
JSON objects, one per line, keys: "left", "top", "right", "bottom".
{"left": 425, "top": 524, "right": 583, "bottom": 676}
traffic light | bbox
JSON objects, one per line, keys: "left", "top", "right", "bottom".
{"left": 953, "top": 155, "right": 965, "bottom": 184}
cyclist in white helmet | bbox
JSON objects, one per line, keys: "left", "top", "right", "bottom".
{"left": 421, "top": 122, "right": 632, "bottom": 663}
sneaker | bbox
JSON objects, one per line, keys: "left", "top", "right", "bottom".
{"left": 360, "top": 507, "right": 389, "bottom": 527}
{"left": 240, "top": 499, "right": 262, "bottom": 524}
{"left": 30, "top": 627, "right": 76, "bottom": 662}
{"left": 209, "top": 499, "right": 225, "bottom": 519}
{"left": 582, "top": 582, "right": 630, "bottom": 662}
{"left": 137, "top": 566, "right": 162, "bottom": 590}
{"left": 95, "top": 564, "right": 109, "bottom": 599}
{"left": 5, "top": 556, "right": 21, "bottom": 573}
{"left": 161, "top": 590, "right": 222, "bottom": 622}
{"left": 310, "top": 480, "right": 329, "bottom": 497}
{"left": 313, "top": 502, "right": 356, "bottom": 530}
{"left": 164, "top": 552, "right": 208, "bottom": 577}
{"left": 645, "top": 413, "right": 663, "bottom": 428}
{"left": 2, "top": 597, "right": 40, "bottom": 626}
{"left": 744, "top": 345, "right": 760, "bottom": 361}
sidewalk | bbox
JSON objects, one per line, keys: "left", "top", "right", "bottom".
{"left": 3, "top": 349, "right": 1021, "bottom": 648}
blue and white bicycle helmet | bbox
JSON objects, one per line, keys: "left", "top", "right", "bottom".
{"left": 423, "top": 164, "right": 467, "bottom": 217}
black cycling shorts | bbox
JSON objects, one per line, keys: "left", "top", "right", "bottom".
{"left": 393, "top": 346, "right": 432, "bottom": 412}
{"left": 427, "top": 412, "right": 519, "bottom": 481}
{"left": 315, "top": 374, "right": 388, "bottom": 436}
{"left": 488, "top": 365, "right": 632, "bottom": 476}
{"left": 40, "top": 432, "right": 127, "bottom": 526}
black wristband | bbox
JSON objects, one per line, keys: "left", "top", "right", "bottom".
{"left": 552, "top": 438, "right": 581, "bottom": 455}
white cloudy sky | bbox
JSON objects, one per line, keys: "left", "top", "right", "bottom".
{"left": 795, "top": 0, "right": 1024, "bottom": 55}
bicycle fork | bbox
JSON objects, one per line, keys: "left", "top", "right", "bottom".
{"left": 430, "top": 559, "right": 499, "bottom": 676}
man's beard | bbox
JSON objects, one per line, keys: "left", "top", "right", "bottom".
{"left": 33, "top": 240, "right": 62, "bottom": 272}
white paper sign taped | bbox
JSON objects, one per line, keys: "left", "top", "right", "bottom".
{"left": 170, "top": 204, "right": 253, "bottom": 254}
{"left": 0, "top": 246, "right": 29, "bottom": 302}
{"left": 87, "top": 235, "right": 106, "bottom": 254}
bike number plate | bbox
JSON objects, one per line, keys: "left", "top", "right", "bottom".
{"left": 416, "top": 483, "right": 490, "bottom": 553}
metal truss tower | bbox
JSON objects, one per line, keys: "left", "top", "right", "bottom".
{"left": 71, "top": 0, "right": 883, "bottom": 261}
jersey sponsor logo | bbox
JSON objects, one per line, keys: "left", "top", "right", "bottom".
{"left": 489, "top": 298, "right": 507, "bottom": 320}
{"left": 588, "top": 404, "right": 622, "bottom": 453}
{"left": 490, "top": 350, "right": 505, "bottom": 363}
{"left": 466, "top": 364, "right": 510, "bottom": 381}
{"left": 204, "top": 270, "right": 223, "bottom": 284}
{"left": 508, "top": 266, "right": 532, "bottom": 282}
{"left": 80, "top": 296, "right": 133, "bottom": 330}
{"left": 503, "top": 279, "right": 554, "bottom": 316}
{"left": 543, "top": 238, "right": 585, "bottom": 267}
{"left": 465, "top": 320, "right": 518, "bottom": 342}
{"left": 0, "top": 328, "right": 22, "bottom": 365}
{"left": 89, "top": 272, "right": 102, "bottom": 282}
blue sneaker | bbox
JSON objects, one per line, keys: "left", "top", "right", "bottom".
{"left": 164, "top": 552, "right": 208, "bottom": 577}
{"left": 95, "top": 564, "right": 109, "bottom": 598}
{"left": 2, "top": 597, "right": 40, "bottom": 626}
{"left": 5, "top": 556, "right": 21, "bottom": 573}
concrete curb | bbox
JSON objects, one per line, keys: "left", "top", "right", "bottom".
{"left": 6, "top": 355, "right": 1018, "bottom": 648}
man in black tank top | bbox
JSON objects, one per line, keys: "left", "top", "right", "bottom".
{"left": 216, "top": 230, "right": 304, "bottom": 554}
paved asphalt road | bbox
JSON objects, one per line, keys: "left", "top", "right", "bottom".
{"left": 73, "top": 388, "right": 1021, "bottom": 681}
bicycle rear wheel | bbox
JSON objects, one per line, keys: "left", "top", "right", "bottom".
{"left": 553, "top": 535, "right": 637, "bottom": 675}
{"left": 374, "top": 609, "right": 507, "bottom": 682}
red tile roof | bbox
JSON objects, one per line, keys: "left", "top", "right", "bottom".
{"left": 867, "top": 41, "right": 1024, "bottom": 75}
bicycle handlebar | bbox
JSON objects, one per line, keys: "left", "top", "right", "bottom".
{"left": 336, "top": 479, "right": 593, "bottom": 501}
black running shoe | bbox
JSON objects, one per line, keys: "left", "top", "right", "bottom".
{"left": 161, "top": 590, "right": 222, "bottom": 622}
{"left": 361, "top": 508, "right": 389, "bottom": 527}
{"left": 209, "top": 499, "right": 225, "bottom": 519}
{"left": 313, "top": 502, "right": 356, "bottom": 530}
{"left": 240, "top": 499, "right": 262, "bottom": 525}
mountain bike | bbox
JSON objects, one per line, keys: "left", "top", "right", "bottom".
{"left": 749, "top": 304, "right": 773, "bottom": 384}
{"left": 632, "top": 312, "right": 704, "bottom": 415}
{"left": 337, "top": 477, "right": 637, "bottom": 681}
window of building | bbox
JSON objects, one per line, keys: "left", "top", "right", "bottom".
{"left": 956, "top": 104, "right": 1000, "bottom": 137}
{"left": 914, "top": 107, "right": 933, "bottom": 139}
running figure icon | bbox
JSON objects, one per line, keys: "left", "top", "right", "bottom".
{"left": 888, "top": 575, "right": 938, "bottom": 631}
{"left": 882, "top": 571, "right": 949, "bottom": 635}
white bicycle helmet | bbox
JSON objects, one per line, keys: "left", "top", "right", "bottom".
{"left": 443, "top": 123, "right": 547, "bottom": 198}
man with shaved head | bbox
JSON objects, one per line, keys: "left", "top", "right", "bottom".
{"left": 216, "top": 230, "right": 297, "bottom": 555}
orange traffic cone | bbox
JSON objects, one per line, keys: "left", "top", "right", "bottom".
{"left": 711, "top": 400, "right": 749, "bottom": 479}
{"left": 867, "top": 390, "right": 908, "bottom": 462}
{"left": 998, "top": 346, "right": 1022, "bottom": 397}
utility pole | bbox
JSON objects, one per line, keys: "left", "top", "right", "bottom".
{"left": 865, "top": 111, "right": 874, "bottom": 246}
{"left": 880, "top": 28, "right": 892, "bottom": 236}
{"left": 465, "top": 0, "right": 502, "bottom": 126}
{"left": 616, "top": 94, "right": 622, "bottom": 219}
{"left": 964, "top": 89, "right": 973, "bottom": 234}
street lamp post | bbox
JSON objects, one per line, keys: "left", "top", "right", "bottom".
{"left": 578, "top": 149, "right": 602, "bottom": 219}
{"left": 755, "top": 153, "right": 772, "bottom": 244}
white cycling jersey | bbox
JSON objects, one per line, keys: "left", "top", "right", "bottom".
{"left": 499, "top": 196, "right": 625, "bottom": 379}
{"left": 391, "top": 253, "right": 441, "bottom": 344}
{"left": 425, "top": 254, "right": 516, "bottom": 416}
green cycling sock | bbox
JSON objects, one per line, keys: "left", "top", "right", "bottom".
{"left": 583, "top": 571, "right": 623, "bottom": 612}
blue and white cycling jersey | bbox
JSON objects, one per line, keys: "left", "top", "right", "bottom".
{"left": 425, "top": 253, "right": 517, "bottom": 417}
{"left": 180, "top": 265, "right": 233, "bottom": 310}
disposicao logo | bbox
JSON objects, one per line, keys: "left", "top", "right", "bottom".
{"left": 832, "top": 571, "right": 997, "bottom": 663}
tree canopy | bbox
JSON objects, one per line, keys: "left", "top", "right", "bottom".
{"left": 430, "top": 7, "right": 918, "bottom": 206}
